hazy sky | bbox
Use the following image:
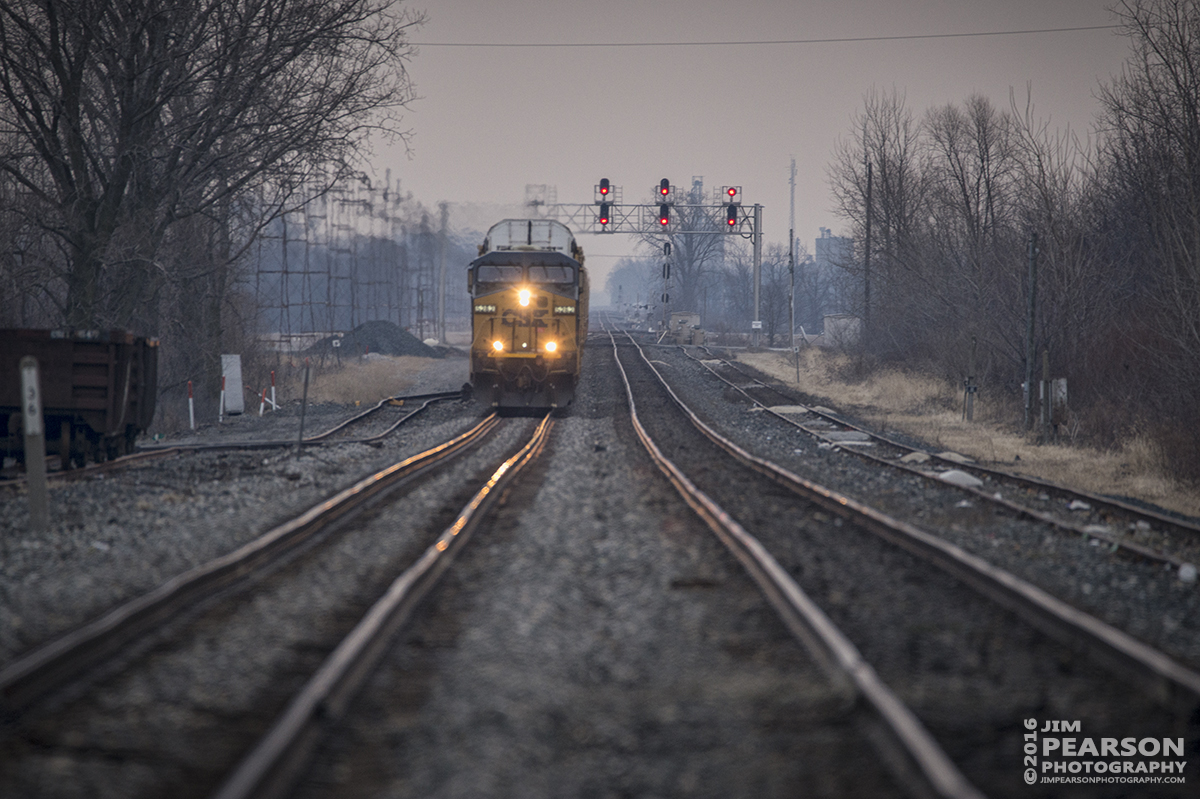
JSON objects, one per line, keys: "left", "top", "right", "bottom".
{"left": 377, "top": 1, "right": 1130, "bottom": 273}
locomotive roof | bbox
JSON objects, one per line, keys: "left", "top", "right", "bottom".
{"left": 482, "top": 219, "right": 575, "bottom": 253}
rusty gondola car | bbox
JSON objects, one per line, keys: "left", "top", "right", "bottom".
{"left": 1, "top": 328, "right": 158, "bottom": 467}
{"left": 467, "top": 219, "right": 589, "bottom": 409}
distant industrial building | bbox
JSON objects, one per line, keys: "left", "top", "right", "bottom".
{"left": 796, "top": 228, "right": 854, "bottom": 334}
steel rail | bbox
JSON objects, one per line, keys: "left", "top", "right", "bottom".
{"left": 212, "top": 413, "right": 555, "bottom": 799}
{"left": 605, "top": 325, "right": 986, "bottom": 799}
{"left": 0, "top": 446, "right": 185, "bottom": 488}
{"left": 301, "top": 390, "right": 462, "bottom": 443}
{"left": 703, "top": 349, "right": 1200, "bottom": 534}
{"left": 0, "top": 413, "right": 501, "bottom": 719}
{"left": 0, "top": 392, "right": 463, "bottom": 489}
{"left": 687, "top": 349, "right": 1199, "bottom": 568}
{"left": 132, "top": 390, "right": 464, "bottom": 453}
{"left": 635, "top": 334, "right": 1200, "bottom": 707}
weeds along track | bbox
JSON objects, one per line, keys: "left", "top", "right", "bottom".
{"left": 692, "top": 349, "right": 1200, "bottom": 570}
{"left": 0, "top": 413, "right": 554, "bottom": 798}
{"left": 609, "top": 325, "right": 1200, "bottom": 798}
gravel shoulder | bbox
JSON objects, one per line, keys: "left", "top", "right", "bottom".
{"left": 646, "top": 344, "right": 1200, "bottom": 671}
{"left": 0, "top": 358, "right": 472, "bottom": 664}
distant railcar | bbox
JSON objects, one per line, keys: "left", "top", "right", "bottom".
{"left": 468, "top": 219, "right": 589, "bottom": 408}
{"left": 1, "top": 328, "right": 158, "bottom": 467}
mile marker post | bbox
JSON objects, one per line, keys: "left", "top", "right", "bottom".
{"left": 20, "top": 357, "right": 49, "bottom": 533}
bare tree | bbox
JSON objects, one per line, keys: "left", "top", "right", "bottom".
{"left": 0, "top": 0, "right": 421, "bottom": 329}
{"left": 1098, "top": 0, "right": 1200, "bottom": 387}
{"left": 827, "top": 87, "right": 929, "bottom": 351}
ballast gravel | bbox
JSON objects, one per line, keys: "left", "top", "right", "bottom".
{"left": 0, "top": 358, "right": 472, "bottom": 664}
{"left": 4, "top": 333, "right": 1198, "bottom": 798}
{"left": 648, "top": 344, "right": 1200, "bottom": 671}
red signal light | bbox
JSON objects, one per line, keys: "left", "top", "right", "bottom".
{"left": 659, "top": 204, "right": 670, "bottom": 226}
{"left": 599, "top": 202, "right": 610, "bottom": 226}
{"left": 727, "top": 187, "right": 737, "bottom": 197}
{"left": 600, "top": 178, "right": 610, "bottom": 196}
{"left": 659, "top": 178, "right": 670, "bottom": 197}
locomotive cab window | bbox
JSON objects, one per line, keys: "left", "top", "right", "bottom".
{"left": 475, "top": 265, "right": 523, "bottom": 285}
{"left": 527, "top": 265, "right": 575, "bottom": 284}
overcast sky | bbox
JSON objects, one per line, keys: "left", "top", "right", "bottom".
{"left": 377, "top": 1, "right": 1130, "bottom": 277}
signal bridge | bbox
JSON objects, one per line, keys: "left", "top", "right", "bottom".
{"left": 532, "top": 179, "right": 767, "bottom": 345}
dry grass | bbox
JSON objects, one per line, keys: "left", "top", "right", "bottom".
{"left": 740, "top": 349, "right": 1200, "bottom": 519}
{"left": 281, "top": 356, "right": 439, "bottom": 405}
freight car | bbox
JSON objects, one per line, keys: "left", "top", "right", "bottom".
{"left": 468, "top": 219, "right": 589, "bottom": 408}
{"left": 1, "top": 328, "right": 158, "bottom": 467}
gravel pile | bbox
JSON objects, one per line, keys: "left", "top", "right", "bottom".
{"left": 307, "top": 320, "right": 441, "bottom": 359}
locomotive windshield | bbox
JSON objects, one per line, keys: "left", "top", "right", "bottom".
{"left": 527, "top": 265, "right": 575, "bottom": 284}
{"left": 476, "top": 265, "right": 523, "bottom": 283}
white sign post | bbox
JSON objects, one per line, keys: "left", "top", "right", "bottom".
{"left": 20, "top": 356, "right": 49, "bottom": 533}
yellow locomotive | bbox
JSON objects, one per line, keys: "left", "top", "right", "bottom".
{"left": 468, "top": 219, "right": 589, "bottom": 408}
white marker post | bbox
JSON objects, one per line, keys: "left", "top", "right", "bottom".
{"left": 270, "top": 370, "right": 277, "bottom": 411}
{"left": 188, "top": 380, "right": 196, "bottom": 430}
{"left": 20, "top": 357, "right": 49, "bottom": 533}
{"left": 219, "top": 375, "right": 226, "bottom": 423}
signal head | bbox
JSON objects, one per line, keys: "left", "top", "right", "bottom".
{"left": 726, "top": 202, "right": 738, "bottom": 227}
{"left": 659, "top": 178, "right": 670, "bottom": 197}
{"left": 599, "top": 178, "right": 610, "bottom": 196}
{"left": 659, "top": 204, "right": 670, "bottom": 226}
{"left": 598, "top": 202, "right": 610, "bottom": 226}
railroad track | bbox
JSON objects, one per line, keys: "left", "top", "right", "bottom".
{"left": 687, "top": 348, "right": 1200, "bottom": 570}
{"left": 212, "top": 413, "right": 554, "bottom": 799}
{"left": 1, "top": 410, "right": 567, "bottom": 799}
{"left": 608, "top": 324, "right": 1200, "bottom": 797}
{"left": 0, "top": 411, "right": 503, "bottom": 720}
{"left": 0, "top": 390, "right": 461, "bottom": 489}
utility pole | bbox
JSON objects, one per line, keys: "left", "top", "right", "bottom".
{"left": 863, "top": 160, "right": 872, "bottom": 345}
{"left": 751, "top": 204, "right": 763, "bottom": 347}
{"left": 437, "top": 202, "right": 448, "bottom": 344}
{"left": 1024, "top": 232, "right": 1038, "bottom": 430}
{"left": 789, "top": 158, "right": 798, "bottom": 377}
{"left": 789, "top": 227, "right": 798, "bottom": 384}
{"left": 789, "top": 157, "right": 797, "bottom": 266}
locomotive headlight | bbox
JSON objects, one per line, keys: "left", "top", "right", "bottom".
{"left": 518, "top": 288, "right": 531, "bottom": 307}
{"left": 492, "top": 340, "right": 504, "bottom": 351}
{"left": 545, "top": 341, "right": 557, "bottom": 353}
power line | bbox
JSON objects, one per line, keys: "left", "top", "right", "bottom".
{"left": 413, "top": 25, "right": 1119, "bottom": 49}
